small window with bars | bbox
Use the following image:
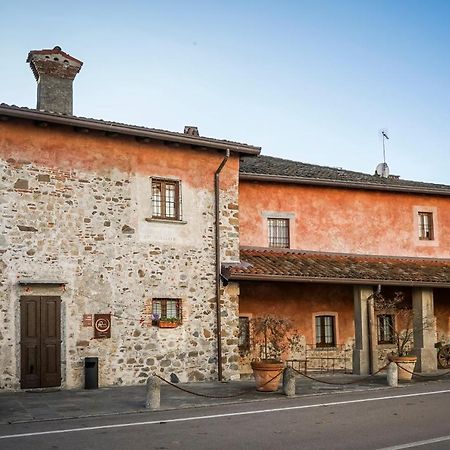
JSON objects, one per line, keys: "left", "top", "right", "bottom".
{"left": 377, "top": 314, "right": 395, "bottom": 344}
{"left": 152, "top": 299, "right": 182, "bottom": 323}
{"left": 238, "top": 316, "right": 250, "bottom": 353}
{"left": 152, "top": 179, "right": 180, "bottom": 220}
{"left": 315, "top": 315, "right": 335, "bottom": 347}
{"left": 268, "top": 218, "right": 290, "bottom": 248}
{"left": 418, "top": 212, "right": 434, "bottom": 240}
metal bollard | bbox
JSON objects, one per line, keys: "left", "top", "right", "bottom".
{"left": 387, "top": 362, "right": 398, "bottom": 387}
{"left": 146, "top": 375, "right": 161, "bottom": 409}
{"left": 282, "top": 367, "right": 296, "bottom": 397}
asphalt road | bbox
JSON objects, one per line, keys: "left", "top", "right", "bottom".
{"left": 1, "top": 381, "right": 450, "bottom": 450}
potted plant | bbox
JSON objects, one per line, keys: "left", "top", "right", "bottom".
{"left": 372, "top": 290, "right": 432, "bottom": 381}
{"left": 250, "top": 315, "right": 294, "bottom": 391}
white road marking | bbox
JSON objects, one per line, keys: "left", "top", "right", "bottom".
{"left": 1, "top": 389, "right": 449, "bottom": 440}
{"left": 377, "top": 435, "right": 450, "bottom": 449}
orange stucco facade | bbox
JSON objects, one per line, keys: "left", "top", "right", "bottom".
{"left": 240, "top": 281, "right": 355, "bottom": 345}
{"left": 0, "top": 121, "right": 239, "bottom": 191}
{"left": 239, "top": 180, "right": 450, "bottom": 258}
{"left": 435, "top": 289, "right": 450, "bottom": 340}
{"left": 238, "top": 178, "right": 450, "bottom": 373}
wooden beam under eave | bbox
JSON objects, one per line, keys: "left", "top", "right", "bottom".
{"left": 136, "top": 136, "right": 151, "bottom": 143}
{"left": 190, "top": 144, "right": 207, "bottom": 150}
{"left": 165, "top": 141, "right": 180, "bottom": 148}
{"left": 74, "top": 127, "right": 90, "bottom": 134}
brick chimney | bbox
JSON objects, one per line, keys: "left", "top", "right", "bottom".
{"left": 27, "top": 46, "right": 83, "bottom": 115}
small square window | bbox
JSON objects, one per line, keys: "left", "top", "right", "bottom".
{"left": 377, "top": 314, "right": 395, "bottom": 344}
{"left": 315, "top": 315, "right": 335, "bottom": 347}
{"left": 152, "top": 179, "right": 180, "bottom": 220}
{"left": 152, "top": 298, "right": 181, "bottom": 323}
{"left": 268, "top": 218, "right": 290, "bottom": 248}
{"left": 418, "top": 212, "right": 434, "bottom": 240}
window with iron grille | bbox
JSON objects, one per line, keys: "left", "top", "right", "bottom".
{"left": 377, "top": 314, "right": 395, "bottom": 344}
{"left": 152, "top": 299, "right": 181, "bottom": 322}
{"left": 152, "top": 179, "right": 180, "bottom": 220}
{"left": 268, "top": 218, "right": 290, "bottom": 248}
{"left": 315, "top": 315, "right": 335, "bottom": 347}
{"left": 238, "top": 316, "right": 250, "bottom": 353}
{"left": 418, "top": 212, "right": 434, "bottom": 240}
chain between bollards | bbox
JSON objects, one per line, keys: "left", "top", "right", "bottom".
{"left": 393, "top": 362, "right": 450, "bottom": 379}
{"left": 146, "top": 361, "right": 450, "bottom": 405}
{"left": 291, "top": 363, "right": 391, "bottom": 385}
{"left": 150, "top": 369, "right": 284, "bottom": 400}
{"left": 150, "top": 370, "right": 278, "bottom": 399}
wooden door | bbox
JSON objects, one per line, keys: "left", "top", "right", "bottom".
{"left": 20, "top": 296, "right": 61, "bottom": 389}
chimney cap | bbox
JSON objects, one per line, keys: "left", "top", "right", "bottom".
{"left": 27, "top": 46, "right": 83, "bottom": 81}
{"left": 26, "top": 46, "right": 83, "bottom": 65}
{"left": 184, "top": 126, "right": 199, "bottom": 137}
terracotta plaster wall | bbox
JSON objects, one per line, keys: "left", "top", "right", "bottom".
{"left": 435, "top": 288, "right": 450, "bottom": 343}
{"left": 0, "top": 121, "right": 241, "bottom": 389}
{"left": 240, "top": 181, "right": 450, "bottom": 258}
{"left": 239, "top": 281, "right": 355, "bottom": 346}
{"left": 0, "top": 121, "right": 239, "bottom": 190}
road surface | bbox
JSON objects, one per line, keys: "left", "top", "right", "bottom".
{"left": 1, "top": 380, "right": 450, "bottom": 449}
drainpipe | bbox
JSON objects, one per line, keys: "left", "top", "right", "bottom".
{"left": 214, "top": 149, "right": 230, "bottom": 382}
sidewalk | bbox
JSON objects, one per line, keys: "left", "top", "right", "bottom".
{"left": 0, "top": 372, "right": 437, "bottom": 425}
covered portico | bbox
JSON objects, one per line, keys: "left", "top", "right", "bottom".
{"left": 224, "top": 247, "right": 450, "bottom": 375}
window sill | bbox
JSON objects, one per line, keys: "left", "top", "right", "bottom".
{"left": 314, "top": 346, "right": 338, "bottom": 350}
{"left": 145, "top": 218, "right": 187, "bottom": 225}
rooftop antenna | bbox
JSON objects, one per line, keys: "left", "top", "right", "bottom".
{"left": 375, "top": 130, "right": 390, "bottom": 178}
{"left": 382, "top": 130, "right": 389, "bottom": 164}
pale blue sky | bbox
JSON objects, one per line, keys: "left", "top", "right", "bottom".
{"left": 1, "top": 1, "right": 449, "bottom": 184}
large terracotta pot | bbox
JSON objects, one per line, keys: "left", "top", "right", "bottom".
{"left": 251, "top": 360, "right": 284, "bottom": 392}
{"left": 392, "top": 356, "right": 417, "bottom": 381}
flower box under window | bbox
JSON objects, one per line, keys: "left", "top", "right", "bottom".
{"left": 158, "top": 319, "right": 180, "bottom": 329}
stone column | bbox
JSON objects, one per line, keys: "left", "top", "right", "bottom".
{"left": 412, "top": 287, "right": 437, "bottom": 372}
{"left": 353, "top": 286, "right": 374, "bottom": 375}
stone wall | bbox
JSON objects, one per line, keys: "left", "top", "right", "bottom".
{"left": 0, "top": 122, "right": 241, "bottom": 390}
{"left": 220, "top": 282, "right": 241, "bottom": 380}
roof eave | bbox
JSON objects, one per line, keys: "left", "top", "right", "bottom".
{"left": 239, "top": 172, "right": 450, "bottom": 196}
{"left": 0, "top": 105, "right": 261, "bottom": 155}
{"left": 227, "top": 273, "right": 450, "bottom": 288}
